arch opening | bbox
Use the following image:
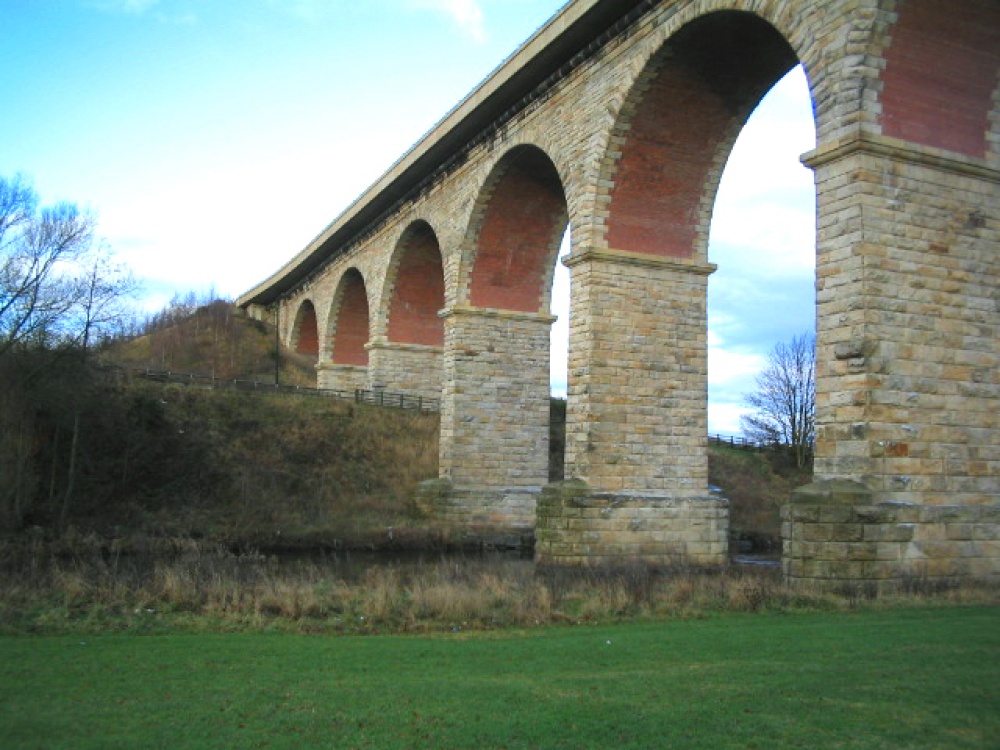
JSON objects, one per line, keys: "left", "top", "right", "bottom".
{"left": 330, "top": 269, "right": 371, "bottom": 367}
{"left": 606, "top": 12, "right": 816, "bottom": 554}
{"left": 706, "top": 65, "right": 816, "bottom": 435}
{"left": 549, "top": 229, "right": 571, "bottom": 482}
{"left": 562, "top": 10, "right": 816, "bottom": 526}
{"left": 467, "top": 145, "right": 568, "bottom": 312}
{"left": 386, "top": 221, "right": 445, "bottom": 346}
{"left": 604, "top": 11, "right": 800, "bottom": 261}
{"left": 706, "top": 64, "right": 817, "bottom": 554}
{"left": 291, "top": 299, "right": 320, "bottom": 361}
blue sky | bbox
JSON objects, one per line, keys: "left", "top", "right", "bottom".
{"left": 1, "top": 0, "right": 816, "bottom": 434}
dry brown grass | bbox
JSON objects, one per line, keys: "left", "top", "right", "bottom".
{"left": 3, "top": 541, "right": 995, "bottom": 635}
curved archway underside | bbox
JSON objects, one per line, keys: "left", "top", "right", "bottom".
{"left": 469, "top": 146, "right": 568, "bottom": 312}
{"left": 387, "top": 222, "right": 445, "bottom": 346}
{"left": 331, "top": 270, "right": 370, "bottom": 367}
{"left": 605, "top": 12, "right": 798, "bottom": 259}
{"left": 292, "top": 299, "right": 319, "bottom": 359}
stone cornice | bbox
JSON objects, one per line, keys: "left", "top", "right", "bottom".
{"left": 315, "top": 363, "right": 367, "bottom": 372}
{"left": 564, "top": 247, "right": 717, "bottom": 275}
{"left": 439, "top": 305, "right": 557, "bottom": 325}
{"left": 802, "top": 130, "right": 1000, "bottom": 183}
{"left": 365, "top": 339, "right": 444, "bottom": 354}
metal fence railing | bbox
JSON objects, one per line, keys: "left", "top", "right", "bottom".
{"left": 707, "top": 434, "right": 813, "bottom": 460}
{"left": 353, "top": 388, "right": 437, "bottom": 412}
{"left": 97, "top": 364, "right": 441, "bottom": 413}
{"left": 708, "top": 433, "right": 772, "bottom": 452}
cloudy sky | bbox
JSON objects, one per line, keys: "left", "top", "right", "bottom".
{"left": 1, "top": 0, "right": 816, "bottom": 434}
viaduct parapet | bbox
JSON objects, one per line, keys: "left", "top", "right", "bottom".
{"left": 239, "top": 0, "right": 1000, "bottom": 590}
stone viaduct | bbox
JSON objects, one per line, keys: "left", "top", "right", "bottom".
{"left": 239, "top": 0, "right": 1000, "bottom": 590}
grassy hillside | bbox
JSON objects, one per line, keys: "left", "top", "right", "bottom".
{"left": 20, "top": 380, "right": 799, "bottom": 551}
{"left": 81, "top": 381, "right": 440, "bottom": 549}
{"left": 111, "top": 299, "right": 317, "bottom": 386}
{"left": 1, "top": 299, "right": 806, "bottom": 553}
{"left": 0, "top": 363, "right": 439, "bottom": 550}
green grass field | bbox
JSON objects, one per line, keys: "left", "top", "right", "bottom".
{"left": 1, "top": 606, "right": 996, "bottom": 749}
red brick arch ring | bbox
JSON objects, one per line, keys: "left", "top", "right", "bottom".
{"left": 463, "top": 144, "right": 570, "bottom": 314}
{"left": 382, "top": 220, "right": 446, "bottom": 347}
{"left": 291, "top": 299, "right": 319, "bottom": 359}
{"left": 327, "top": 268, "right": 371, "bottom": 367}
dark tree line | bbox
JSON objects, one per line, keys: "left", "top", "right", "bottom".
{"left": 0, "top": 174, "right": 140, "bottom": 530}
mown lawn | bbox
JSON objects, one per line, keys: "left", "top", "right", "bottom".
{"left": 1, "top": 606, "right": 997, "bottom": 749}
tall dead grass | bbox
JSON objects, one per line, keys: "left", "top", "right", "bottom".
{"left": 1, "top": 542, "right": 995, "bottom": 635}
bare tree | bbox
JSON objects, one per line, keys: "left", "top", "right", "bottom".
{"left": 740, "top": 333, "right": 816, "bottom": 468}
{"left": 0, "top": 174, "right": 98, "bottom": 354}
{"left": 0, "top": 174, "right": 137, "bottom": 529}
{"left": 71, "top": 244, "right": 138, "bottom": 351}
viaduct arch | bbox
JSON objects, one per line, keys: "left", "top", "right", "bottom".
{"left": 239, "top": 0, "right": 1000, "bottom": 590}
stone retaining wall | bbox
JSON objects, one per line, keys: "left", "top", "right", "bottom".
{"left": 316, "top": 363, "right": 367, "bottom": 393}
{"left": 366, "top": 341, "right": 442, "bottom": 401}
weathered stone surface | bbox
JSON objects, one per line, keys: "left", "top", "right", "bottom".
{"left": 792, "top": 480, "right": 874, "bottom": 506}
{"left": 537, "top": 481, "right": 729, "bottom": 567}
{"left": 240, "top": 0, "right": 999, "bottom": 585}
{"left": 784, "top": 500, "right": 1000, "bottom": 590}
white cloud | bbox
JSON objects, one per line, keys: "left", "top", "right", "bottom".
{"left": 549, "top": 230, "right": 571, "bottom": 392}
{"left": 707, "top": 328, "right": 765, "bottom": 435}
{"left": 708, "top": 345, "right": 764, "bottom": 386}
{"left": 708, "top": 401, "right": 751, "bottom": 436}
{"left": 709, "top": 201, "right": 816, "bottom": 276}
{"left": 708, "top": 65, "right": 816, "bottom": 276}
{"left": 411, "top": 0, "right": 486, "bottom": 42}
{"left": 99, "top": 134, "right": 402, "bottom": 300}
{"left": 87, "top": 0, "right": 198, "bottom": 25}
{"left": 88, "top": 0, "right": 161, "bottom": 12}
